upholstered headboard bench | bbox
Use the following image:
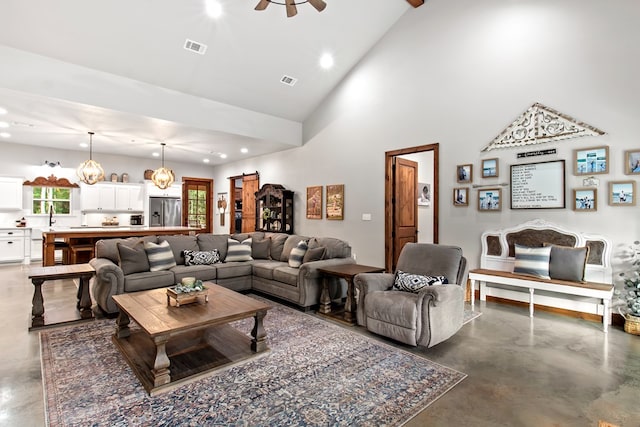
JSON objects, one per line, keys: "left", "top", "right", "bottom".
{"left": 468, "top": 219, "right": 613, "bottom": 332}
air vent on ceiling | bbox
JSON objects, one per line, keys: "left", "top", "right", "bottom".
{"left": 280, "top": 75, "right": 298, "bottom": 86}
{"left": 184, "top": 39, "right": 207, "bottom": 55}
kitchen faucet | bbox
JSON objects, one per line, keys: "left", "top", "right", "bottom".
{"left": 49, "top": 204, "right": 55, "bottom": 227}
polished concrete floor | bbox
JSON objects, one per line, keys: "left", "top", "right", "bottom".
{"left": 1, "top": 262, "right": 639, "bottom": 427}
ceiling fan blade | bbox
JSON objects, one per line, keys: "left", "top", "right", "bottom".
{"left": 285, "top": 0, "right": 297, "bottom": 17}
{"left": 307, "top": 0, "right": 326, "bottom": 12}
{"left": 254, "top": 0, "right": 270, "bottom": 11}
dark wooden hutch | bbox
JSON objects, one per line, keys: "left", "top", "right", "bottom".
{"left": 255, "top": 184, "right": 294, "bottom": 234}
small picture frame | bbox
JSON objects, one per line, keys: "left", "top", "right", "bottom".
{"left": 478, "top": 188, "right": 501, "bottom": 211}
{"left": 572, "top": 188, "right": 597, "bottom": 211}
{"left": 326, "top": 184, "right": 344, "bottom": 220}
{"left": 609, "top": 181, "right": 636, "bottom": 206}
{"left": 624, "top": 150, "right": 640, "bottom": 174}
{"left": 481, "top": 158, "right": 499, "bottom": 178}
{"left": 417, "top": 183, "right": 431, "bottom": 206}
{"left": 574, "top": 146, "right": 609, "bottom": 175}
{"left": 457, "top": 164, "right": 472, "bottom": 183}
{"left": 453, "top": 187, "right": 468, "bottom": 206}
{"left": 306, "top": 186, "right": 323, "bottom": 219}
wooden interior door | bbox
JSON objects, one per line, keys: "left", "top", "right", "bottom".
{"left": 393, "top": 158, "right": 418, "bottom": 267}
{"left": 241, "top": 174, "right": 259, "bottom": 233}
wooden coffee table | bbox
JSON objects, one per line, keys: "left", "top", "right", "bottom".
{"left": 112, "top": 283, "right": 271, "bottom": 395}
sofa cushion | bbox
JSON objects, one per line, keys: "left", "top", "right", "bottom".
{"left": 184, "top": 249, "right": 220, "bottom": 266}
{"left": 392, "top": 270, "right": 448, "bottom": 293}
{"left": 288, "top": 240, "right": 309, "bottom": 268}
{"left": 117, "top": 242, "right": 149, "bottom": 275}
{"left": 273, "top": 266, "right": 299, "bottom": 286}
{"left": 171, "top": 264, "right": 217, "bottom": 282}
{"left": 267, "top": 233, "right": 289, "bottom": 261}
{"left": 303, "top": 246, "right": 326, "bottom": 264}
{"left": 197, "top": 234, "right": 230, "bottom": 260}
{"left": 123, "top": 270, "right": 175, "bottom": 292}
{"left": 252, "top": 260, "right": 285, "bottom": 280}
{"left": 252, "top": 238, "right": 271, "bottom": 260}
{"left": 231, "top": 233, "right": 250, "bottom": 242}
{"left": 225, "top": 238, "right": 253, "bottom": 262}
{"left": 95, "top": 235, "right": 157, "bottom": 264}
{"left": 281, "top": 235, "right": 309, "bottom": 262}
{"left": 309, "top": 237, "right": 350, "bottom": 259}
{"left": 216, "top": 262, "right": 253, "bottom": 279}
{"left": 159, "top": 235, "right": 199, "bottom": 265}
{"left": 545, "top": 244, "right": 589, "bottom": 282}
{"left": 144, "top": 240, "right": 177, "bottom": 271}
{"left": 513, "top": 244, "right": 551, "bottom": 279}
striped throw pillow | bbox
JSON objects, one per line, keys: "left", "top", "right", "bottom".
{"left": 513, "top": 244, "right": 551, "bottom": 279}
{"left": 144, "top": 240, "right": 177, "bottom": 271}
{"left": 225, "top": 238, "right": 253, "bottom": 262}
{"left": 288, "top": 240, "right": 309, "bottom": 268}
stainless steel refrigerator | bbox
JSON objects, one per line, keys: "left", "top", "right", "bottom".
{"left": 149, "top": 197, "right": 181, "bottom": 227}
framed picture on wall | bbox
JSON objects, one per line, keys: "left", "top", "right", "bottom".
{"left": 478, "top": 188, "right": 501, "bottom": 211}
{"left": 624, "top": 150, "right": 640, "bottom": 174}
{"left": 306, "top": 186, "right": 323, "bottom": 219}
{"left": 573, "top": 146, "right": 609, "bottom": 175}
{"left": 453, "top": 187, "right": 468, "bottom": 206}
{"left": 457, "top": 164, "right": 472, "bottom": 183}
{"left": 609, "top": 181, "right": 636, "bottom": 206}
{"left": 572, "top": 188, "right": 597, "bottom": 211}
{"left": 481, "top": 158, "right": 499, "bottom": 178}
{"left": 417, "top": 183, "right": 430, "bottom": 206}
{"left": 326, "top": 184, "right": 344, "bottom": 220}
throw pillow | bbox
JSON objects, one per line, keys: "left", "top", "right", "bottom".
{"left": 117, "top": 242, "right": 149, "bottom": 275}
{"left": 183, "top": 249, "right": 220, "bottom": 266}
{"left": 144, "top": 240, "right": 177, "bottom": 271}
{"left": 288, "top": 240, "right": 309, "bottom": 268}
{"left": 252, "top": 238, "right": 271, "bottom": 260}
{"left": 392, "top": 270, "right": 448, "bottom": 293}
{"left": 303, "top": 246, "right": 326, "bottom": 264}
{"left": 225, "top": 238, "right": 253, "bottom": 262}
{"left": 544, "top": 244, "right": 589, "bottom": 282}
{"left": 513, "top": 244, "right": 551, "bottom": 279}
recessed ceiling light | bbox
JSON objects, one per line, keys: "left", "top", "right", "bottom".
{"left": 241, "top": 148, "right": 248, "bottom": 154}
{"left": 220, "top": 153, "right": 227, "bottom": 159}
{"left": 152, "top": 152, "right": 160, "bottom": 157}
{"left": 205, "top": 0, "right": 223, "bottom": 18}
{"left": 0, "top": 132, "right": 10, "bottom": 138}
{"left": 320, "top": 53, "right": 334, "bottom": 69}
{"left": 0, "top": 121, "right": 9, "bottom": 128}
{"left": 79, "top": 143, "right": 88, "bottom": 148}
{"left": 0, "top": 107, "right": 7, "bottom": 115}
{"left": 203, "top": 158, "right": 210, "bottom": 163}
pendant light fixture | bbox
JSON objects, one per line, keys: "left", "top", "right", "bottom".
{"left": 151, "top": 143, "right": 175, "bottom": 189}
{"left": 76, "top": 131, "right": 105, "bottom": 185}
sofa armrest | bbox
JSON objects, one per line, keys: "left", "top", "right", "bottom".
{"left": 89, "top": 257, "right": 125, "bottom": 314}
{"left": 354, "top": 272, "right": 395, "bottom": 326}
{"left": 297, "top": 257, "right": 355, "bottom": 307}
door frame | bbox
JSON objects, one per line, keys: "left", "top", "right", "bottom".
{"left": 384, "top": 143, "right": 439, "bottom": 272}
{"left": 181, "top": 177, "right": 214, "bottom": 232}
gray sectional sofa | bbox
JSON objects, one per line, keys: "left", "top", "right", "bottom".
{"left": 89, "top": 231, "right": 354, "bottom": 314}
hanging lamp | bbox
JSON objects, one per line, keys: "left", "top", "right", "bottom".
{"left": 151, "top": 143, "right": 175, "bottom": 189}
{"left": 76, "top": 131, "right": 105, "bottom": 185}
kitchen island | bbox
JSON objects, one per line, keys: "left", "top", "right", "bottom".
{"left": 41, "top": 226, "right": 199, "bottom": 266}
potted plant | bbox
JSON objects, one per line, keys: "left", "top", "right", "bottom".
{"left": 618, "top": 240, "right": 640, "bottom": 335}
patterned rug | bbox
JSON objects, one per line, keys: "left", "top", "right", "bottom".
{"left": 41, "top": 299, "right": 467, "bottom": 427}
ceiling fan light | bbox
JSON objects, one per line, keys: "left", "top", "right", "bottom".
{"left": 77, "top": 131, "right": 104, "bottom": 185}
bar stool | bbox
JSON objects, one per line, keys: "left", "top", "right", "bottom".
{"left": 69, "top": 244, "right": 95, "bottom": 264}
{"left": 53, "top": 241, "right": 70, "bottom": 264}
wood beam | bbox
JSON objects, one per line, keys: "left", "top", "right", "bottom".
{"left": 406, "top": 0, "right": 424, "bottom": 7}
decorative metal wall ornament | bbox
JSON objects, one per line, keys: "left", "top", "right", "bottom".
{"left": 482, "top": 103, "right": 605, "bottom": 152}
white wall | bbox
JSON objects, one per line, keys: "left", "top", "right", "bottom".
{"left": 213, "top": 0, "right": 640, "bottom": 273}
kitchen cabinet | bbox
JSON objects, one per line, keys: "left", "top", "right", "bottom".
{"left": 115, "top": 185, "right": 143, "bottom": 211}
{"left": 145, "top": 182, "right": 182, "bottom": 198}
{"left": 255, "top": 183, "right": 294, "bottom": 234}
{"left": 0, "top": 177, "right": 24, "bottom": 210}
{"left": 81, "top": 183, "right": 143, "bottom": 212}
{"left": 0, "top": 229, "right": 26, "bottom": 263}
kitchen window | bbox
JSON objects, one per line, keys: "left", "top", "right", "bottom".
{"left": 32, "top": 187, "right": 72, "bottom": 215}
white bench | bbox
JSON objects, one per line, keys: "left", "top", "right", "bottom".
{"left": 468, "top": 219, "right": 613, "bottom": 332}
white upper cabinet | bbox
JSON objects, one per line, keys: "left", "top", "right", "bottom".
{"left": 145, "top": 182, "right": 182, "bottom": 198}
{"left": 0, "top": 177, "right": 24, "bottom": 210}
{"left": 81, "top": 183, "right": 144, "bottom": 212}
{"left": 115, "top": 185, "right": 144, "bottom": 211}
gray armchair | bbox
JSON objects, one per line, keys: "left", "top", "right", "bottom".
{"left": 354, "top": 243, "right": 468, "bottom": 348}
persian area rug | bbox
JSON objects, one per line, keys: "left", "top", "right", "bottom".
{"left": 41, "top": 299, "right": 466, "bottom": 427}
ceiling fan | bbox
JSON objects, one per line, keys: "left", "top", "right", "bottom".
{"left": 255, "top": 0, "right": 423, "bottom": 18}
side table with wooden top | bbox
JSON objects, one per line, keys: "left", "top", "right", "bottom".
{"left": 28, "top": 264, "right": 95, "bottom": 330}
{"left": 317, "top": 264, "right": 385, "bottom": 323}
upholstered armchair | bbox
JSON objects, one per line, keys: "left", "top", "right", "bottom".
{"left": 354, "top": 243, "right": 468, "bottom": 348}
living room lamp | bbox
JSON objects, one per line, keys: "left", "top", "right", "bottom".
{"left": 151, "top": 143, "right": 175, "bottom": 190}
{"left": 76, "top": 131, "right": 105, "bottom": 185}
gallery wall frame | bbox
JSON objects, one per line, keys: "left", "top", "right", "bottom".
{"left": 306, "top": 186, "right": 323, "bottom": 219}
{"left": 481, "top": 158, "right": 499, "bottom": 178}
{"left": 510, "top": 160, "right": 566, "bottom": 209}
{"left": 624, "top": 150, "right": 640, "bottom": 175}
{"left": 573, "top": 146, "right": 609, "bottom": 175}
{"left": 478, "top": 188, "right": 501, "bottom": 211}
{"left": 609, "top": 180, "right": 636, "bottom": 206}
{"left": 572, "top": 188, "right": 597, "bottom": 211}
{"left": 453, "top": 187, "right": 468, "bottom": 206}
{"left": 457, "top": 164, "right": 472, "bottom": 183}
{"left": 326, "top": 184, "right": 344, "bottom": 220}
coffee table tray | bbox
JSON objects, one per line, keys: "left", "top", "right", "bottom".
{"left": 166, "top": 286, "right": 209, "bottom": 307}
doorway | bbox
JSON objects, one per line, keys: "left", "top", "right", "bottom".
{"left": 385, "top": 143, "right": 439, "bottom": 272}
{"left": 182, "top": 177, "right": 213, "bottom": 233}
{"left": 228, "top": 172, "right": 259, "bottom": 233}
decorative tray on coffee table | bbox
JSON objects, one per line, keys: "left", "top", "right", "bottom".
{"left": 166, "top": 280, "right": 208, "bottom": 307}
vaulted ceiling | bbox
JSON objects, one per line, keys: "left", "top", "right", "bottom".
{"left": 0, "top": 0, "right": 423, "bottom": 165}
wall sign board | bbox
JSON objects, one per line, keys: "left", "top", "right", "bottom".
{"left": 510, "top": 160, "right": 566, "bottom": 209}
